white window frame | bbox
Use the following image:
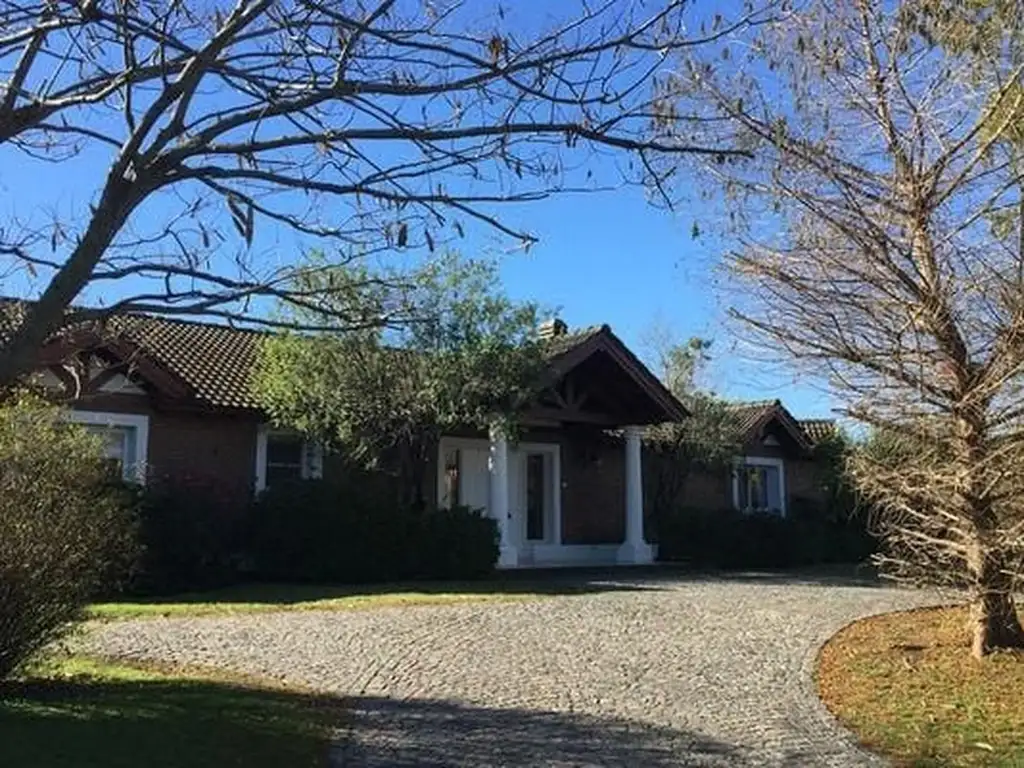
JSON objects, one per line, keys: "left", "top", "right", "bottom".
{"left": 732, "top": 455, "right": 786, "bottom": 516}
{"left": 67, "top": 410, "right": 149, "bottom": 484}
{"left": 254, "top": 426, "right": 323, "bottom": 492}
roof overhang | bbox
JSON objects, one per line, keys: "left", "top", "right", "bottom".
{"left": 36, "top": 328, "right": 193, "bottom": 401}
{"left": 540, "top": 326, "right": 688, "bottom": 426}
{"left": 742, "top": 402, "right": 813, "bottom": 452}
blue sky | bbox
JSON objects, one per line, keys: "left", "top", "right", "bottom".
{"left": 0, "top": 0, "right": 837, "bottom": 419}
{"left": 488, "top": 184, "right": 836, "bottom": 418}
{"left": 1, "top": 146, "right": 835, "bottom": 418}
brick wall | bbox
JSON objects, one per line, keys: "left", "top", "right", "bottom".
{"left": 559, "top": 430, "right": 625, "bottom": 545}
{"left": 645, "top": 434, "right": 830, "bottom": 524}
{"left": 72, "top": 391, "right": 261, "bottom": 506}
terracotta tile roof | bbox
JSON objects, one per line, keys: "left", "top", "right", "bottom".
{"left": 109, "top": 314, "right": 264, "bottom": 410}
{"left": 724, "top": 399, "right": 820, "bottom": 450}
{"left": 798, "top": 418, "right": 838, "bottom": 444}
{"left": 2, "top": 301, "right": 609, "bottom": 412}
{"left": 725, "top": 399, "right": 781, "bottom": 438}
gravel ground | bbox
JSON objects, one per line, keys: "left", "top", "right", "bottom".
{"left": 84, "top": 573, "right": 945, "bottom": 767}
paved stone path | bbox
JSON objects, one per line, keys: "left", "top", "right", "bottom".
{"left": 85, "top": 573, "right": 945, "bottom": 767}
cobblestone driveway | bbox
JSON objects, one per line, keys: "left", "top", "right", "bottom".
{"left": 86, "top": 573, "right": 944, "bottom": 767}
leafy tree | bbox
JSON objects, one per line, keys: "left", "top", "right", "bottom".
{"left": 252, "top": 252, "right": 545, "bottom": 505}
{"left": 0, "top": 392, "right": 138, "bottom": 678}
{"left": 666, "top": 0, "right": 1024, "bottom": 655}
{"left": 0, "top": 0, "right": 766, "bottom": 387}
{"left": 644, "top": 335, "right": 742, "bottom": 523}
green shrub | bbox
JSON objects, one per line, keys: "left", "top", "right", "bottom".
{"left": 416, "top": 505, "right": 500, "bottom": 579}
{"left": 0, "top": 393, "right": 138, "bottom": 679}
{"left": 249, "top": 475, "right": 498, "bottom": 583}
{"left": 131, "top": 477, "right": 246, "bottom": 595}
{"left": 658, "top": 502, "right": 875, "bottom": 569}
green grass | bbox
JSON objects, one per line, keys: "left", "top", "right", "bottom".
{"left": 817, "top": 605, "right": 1024, "bottom": 767}
{"left": 87, "top": 579, "right": 573, "bottom": 621}
{"left": 0, "top": 656, "right": 347, "bottom": 768}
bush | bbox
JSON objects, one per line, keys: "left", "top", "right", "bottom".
{"left": 131, "top": 477, "right": 246, "bottom": 595}
{"left": 0, "top": 394, "right": 138, "bottom": 679}
{"left": 416, "top": 505, "right": 500, "bottom": 579}
{"left": 658, "top": 502, "right": 875, "bottom": 569}
{"left": 250, "top": 475, "right": 498, "bottom": 583}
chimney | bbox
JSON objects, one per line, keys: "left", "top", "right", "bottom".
{"left": 538, "top": 317, "right": 568, "bottom": 339}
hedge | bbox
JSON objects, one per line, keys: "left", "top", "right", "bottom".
{"left": 657, "top": 499, "right": 876, "bottom": 569}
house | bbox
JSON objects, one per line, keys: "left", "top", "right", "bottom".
{"left": 6, "top": 306, "right": 688, "bottom": 568}
{"left": 681, "top": 400, "right": 835, "bottom": 517}
{"left": 4, "top": 302, "right": 835, "bottom": 568}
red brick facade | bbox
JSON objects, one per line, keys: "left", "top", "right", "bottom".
{"left": 71, "top": 390, "right": 260, "bottom": 507}
{"left": 29, "top": 318, "right": 830, "bottom": 551}
{"left": 69, "top": 385, "right": 828, "bottom": 547}
{"left": 559, "top": 430, "right": 625, "bottom": 545}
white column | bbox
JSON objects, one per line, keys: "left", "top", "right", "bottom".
{"left": 618, "top": 425, "right": 654, "bottom": 564}
{"left": 489, "top": 423, "right": 518, "bottom": 568}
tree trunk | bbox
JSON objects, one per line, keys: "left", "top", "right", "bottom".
{"left": 969, "top": 550, "right": 1024, "bottom": 658}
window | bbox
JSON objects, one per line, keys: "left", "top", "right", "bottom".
{"left": 255, "top": 428, "right": 323, "bottom": 491}
{"left": 83, "top": 424, "right": 135, "bottom": 479}
{"left": 733, "top": 458, "right": 785, "bottom": 515}
{"left": 266, "top": 433, "right": 304, "bottom": 486}
{"left": 525, "top": 453, "right": 546, "bottom": 541}
{"left": 67, "top": 411, "right": 149, "bottom": 484}
{"left": 442, "top": 448, "right": 461, "bottom": 508}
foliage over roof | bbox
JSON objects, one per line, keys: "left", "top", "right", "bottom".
{"left": 3, "top": 300, "right": 675, "bottom": 416}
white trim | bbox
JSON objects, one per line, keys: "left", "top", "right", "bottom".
{"left": 732, "top": 455, "right": 787, "bottom": 516}
{"left": 97, "top": 372, "right": 146, "bottom": 395}
{"left": 618, "top": 425, "right": 654, "bottom": 564}
{"left": 302, "top": 441, "right": 324, "bottom": 480}
{"left": 436, "top": 436, "right": 490, "bottom": 510}
{"left": 530, "top": 543, "right": 620, "bottom": 567}
{"left": 68, "top": 410, "right": 149, "bottom": 484}
{"left": 515, "top": 440, "right": 562, "bottom": 547}
{"left": 437, "top": 435, "right": 563, "bottom": 568}
{"left": 255, "top": 426, "right": 322, "bottom": 492}
{"left": 488, "top": 425, "right": 516, "bottom": 567}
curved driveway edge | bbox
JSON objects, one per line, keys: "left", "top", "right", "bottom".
{"left": 84, "top": 574, "right": 945, "bottom": 767}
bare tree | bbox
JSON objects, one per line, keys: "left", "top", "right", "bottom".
{"left": 666, "top": 0, "right": 1024, "bottom": 656}
{"left": 0, "top": 0, "right": 766, "bottom": 385}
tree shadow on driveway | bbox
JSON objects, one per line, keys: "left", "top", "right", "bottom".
{"left": 670, "top": 563, "right": 885, "bottom": 589}
{"left": 508, "top": 563, "right": 886, "bottom": 591}
{"left": 333, "top": 695, "right": 749, "bottom": 767}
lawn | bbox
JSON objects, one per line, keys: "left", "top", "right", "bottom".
{"left": 87, "top": 577, "right": 591, "bottom": 621}
{"left": 817, "top": 605, "right": 1024, "bottom": 767}
{"left": 0, "top": 656, "right": 346, "bottom": 768}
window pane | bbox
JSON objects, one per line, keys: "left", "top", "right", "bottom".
{"left": 737, "top": 464, "right": 783, "bottom": 513}
{"left": 765, "top": 467, "right": 782, "bottom": 511}
{"left": 83, "top": 425, "right": 135, "bottom": 479}
{"left": 737, "top": 466, "right": 749, "bottom": 509}
{"left": 267, "top": 435, "right": 303, "bottom": 466}
{"left": 266, "top": 462, "right": 303, "bottom": 487}
{"left": 752, "top": 467, "right": 768, "bottom": 509}
{"left": 526, "top": 453, "right": 545, "bottom": 540}
{"left": 84, "top": 425, "right": 129, "bottom": 461}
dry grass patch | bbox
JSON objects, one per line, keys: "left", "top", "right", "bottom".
{"left": 817, "top": 605, "right": 1024, "bottom": 767}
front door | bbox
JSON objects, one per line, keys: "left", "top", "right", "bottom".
{"left": 510, "top": 448, "right": 554, "bottom": 547}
